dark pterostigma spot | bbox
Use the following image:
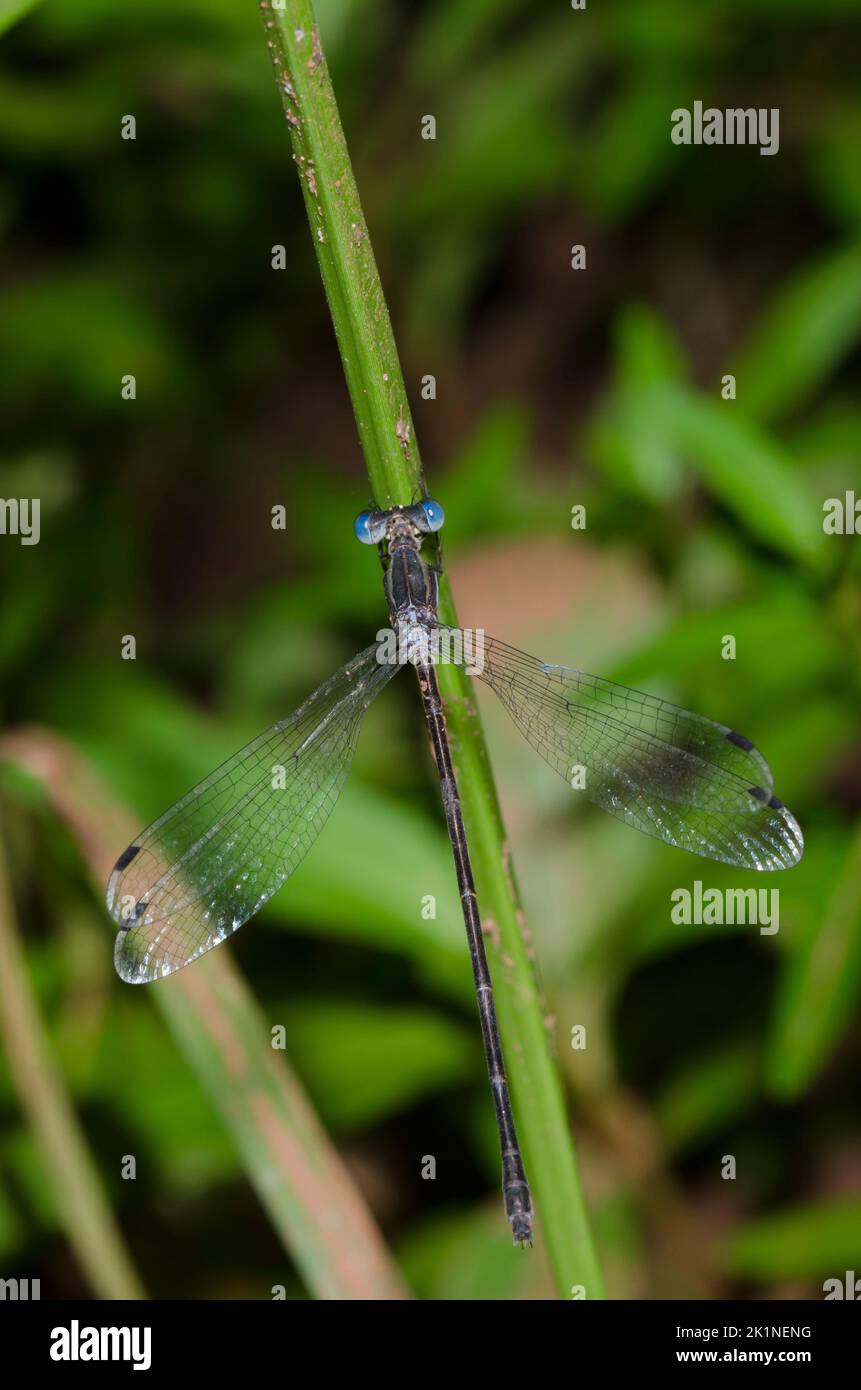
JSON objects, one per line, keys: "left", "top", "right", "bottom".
{"left": 113, "top": 843, "right": 141, "bottom": 872}
{"left": 726, "top": 729, "right": 755, "bottom": 751}
{"left": 749, "top": 785, "right": 769, "bottom": 802}
{"left": 769, "top": 795, "right": 784, "bottom": 810}
{"left": 119, "top": 900, "right": 147, "bottom": 933}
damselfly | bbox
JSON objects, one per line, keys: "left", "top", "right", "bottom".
{"left": 107, "top": 499, "right": 803, "bottom": 1246}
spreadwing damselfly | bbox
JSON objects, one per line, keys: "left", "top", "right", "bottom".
{"left": 107, "top": 498, "right": 803, "bottom": 1246}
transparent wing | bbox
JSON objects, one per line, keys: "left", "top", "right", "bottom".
{"left": 107, "top": 643, "right": 399, "bottom": 983}
{"left": 467, "top": 634, "right": 803, "bottom": 871}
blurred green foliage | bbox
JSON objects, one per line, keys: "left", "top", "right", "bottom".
{"left": 0, "top": 0, "right": 859, "bottom": 1299}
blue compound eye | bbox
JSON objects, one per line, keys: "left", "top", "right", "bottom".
{"left": 418, "top": 498, "right": 445, "bottom": 533}
{"left": 355, "top": 510, "right": 390, "bottom": 544}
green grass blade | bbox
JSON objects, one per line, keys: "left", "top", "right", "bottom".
{"left": 262, "top": 0, "right": 604, "bottom": 1297}
{"left": 1, "top": 728, "right": 410, "bottom": 1301}
{"left": 766, "top": 824, "right": 861, "bottom": 1099}
{"left": 0, "top": 826, "right": 146, "bottom": 1299}
{"left": 0, "top": 1, "right": 43, "bottom": 37}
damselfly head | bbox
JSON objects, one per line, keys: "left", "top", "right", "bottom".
{"left": 354, "top": 498, "right": 445, "bottom": 546}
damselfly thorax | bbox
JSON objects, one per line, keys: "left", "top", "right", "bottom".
{"left": 356, "top": 498, "right": 442, "bottom": 629}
